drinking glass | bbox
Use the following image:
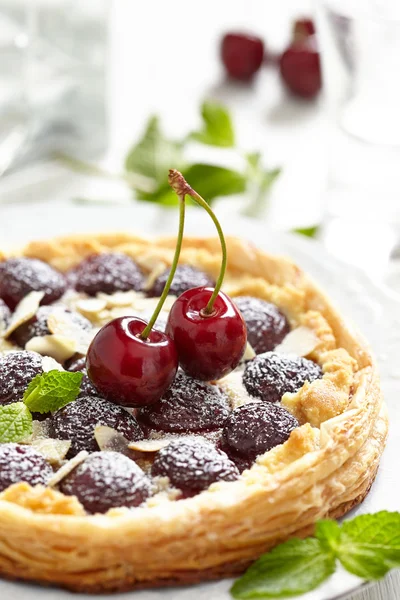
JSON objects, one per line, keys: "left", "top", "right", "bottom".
{"left": 316, "top": 0, "right": 400, "bottom": 283}
{"left": 0, "top": 0, "right": 109, "bottom": 176}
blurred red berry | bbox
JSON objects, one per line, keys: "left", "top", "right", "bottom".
{"left": 221, "top": 33, "right": 265, "bottom": 81}
{"left": 292, "top": 18, "right": 316, "bottom": 42}
{"left": 279, "top": 37, "right": 321, "bottom": 99}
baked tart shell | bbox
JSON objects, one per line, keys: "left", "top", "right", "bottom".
{"left": 0, "top": 234, "right": 387, "bottom": 593}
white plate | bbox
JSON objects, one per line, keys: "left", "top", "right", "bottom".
{"left": 0, "top": 202, "right": 399, "bottom": 600}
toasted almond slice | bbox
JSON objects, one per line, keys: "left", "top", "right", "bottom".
{"left": 98, "top": 291, "right": 139, "bottom": 308}
{"left": 143, "top": 262, "right": 168, "bottom": 291}
{"left": 26, "top": 334, "right": 76, "bottom": 363}
{"left": 243, "top": 342, "right": 256, "bottom": 361}
{"left": 47, "top": 309, "right": 93, "bottom": 354}
{"left": 274, "top": 326, "right": 319, "bottom": 357}
{"left": 128, "top": 439, "right": 171, "bottom": 453}
{"left": 41, "top": 355, "right": 64, "bottom": 373}
{"left": 0, "top": 339, "right": 18, "bottom": 353}
{"left": 4, "top": 291, "right": 44, "bottom": 338}
{"left": 48, "top": 451, "right": 89, "bottom": 487}
{"left": 32, "top": 438, "right": 71, "bottom": 464}
{"left": 21, "top": 419, "right": 52, "bottom": 444}
{"left": 76, "top": 297, "right": 107, "bottom": 315}
{"left": 94, "top": 425, "right": 130, "bottom": 453}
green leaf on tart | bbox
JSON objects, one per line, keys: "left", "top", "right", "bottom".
{"left": 0, "top": 402, "right": 33, "bottom": 443}
{"left": 23, "top": 370, "right": 83, "bottom": 414}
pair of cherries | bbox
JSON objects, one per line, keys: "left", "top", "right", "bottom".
{"left": 87, "top": 170, "right": 247, "bottom": 408}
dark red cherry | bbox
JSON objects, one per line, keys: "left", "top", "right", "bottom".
{"left": 0, "top": 443, "right": 53, "bottom": 492}
{"left": 137, "top": 371, "right": 231, "bottom": 433}
{"left": 233, "top": 296, "right": 290, "bottom": 354}
{"left": 280, "top": 37, "right": 321, "bottom": 99}
{"left": 152, "top": 438, "right": 239, "bottom": 497}
{"left": 243, "top": 351, "right": 323, "bottom": 403}
{"left": 0, "top": 257, "right": 66, "bottom": 310}
{"left": 166, "top": 287, "right": 247, "bottom": 381}
{"left": 68, "top": 253, "right": 144, "bottom": 296}
{"left": 0, "top": 350, "right": 43, "bottom": 405}
{"left": 60, "top": 451, "right": 151, "bottom": 513}
{"left": 222, "top": 402, "right": 299, "bottom": 459}
{"left": 51, "top": 396, "right": 144, "bottom": 456}
{"left": 147, "top": 264, "right": 214, "bottom": 299}
{"left": 221, "top": 33, "right": 265, "bottom": 80}
{"left": 86, "top": 316, "right": 178, "bottom": 407}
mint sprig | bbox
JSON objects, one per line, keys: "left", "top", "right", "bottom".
{"left": 63, "top": 100, "right": 280, "bottom": 215}
{"left": 190, "top": 101, "right": 235, "bottom": 147}
{"left": 0, "top": 402, "right": 33, "bottom": 443}
{"left": 231, "top": 511, "right": 400, "bottom": 599}
{"left": 23, "top": 370, "right": 83, "bottom": 414}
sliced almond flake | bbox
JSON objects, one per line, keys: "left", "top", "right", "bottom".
{"left": 243, "top": 342, "right": 256, "bottom": 361}
{"left": 218, "top": 370, "right": 257, "bottom": 409}
{"left": 47, "top": 308, "right": 93, "bottom": 354}
{"left": 48, "top": 451, "right": 89, "bottom": 487}
{"left": 26, "top": 334, "right": 76, "bottom": 363}
{"left": 76, "top": 297, "right": 107, "bottom": 315}
{"left": 94, "top": 425, "right": 130, "bottom": 453}
{"left": 31, "top": 438, "right": 71, "bottom": 464}
{"left": 21, "top": 418, "right": 52, "bottom": 444}
{"left": 128, "top": 439, "right": 171, "bottom": 453}
{"left": 143, "top": 261, "right": 168, "bottom": 291}
{"left": 0, "top": 339, "right": 18, "bottom": 353}
{"left": 274, "top": 326, "right": 319, "bottom": 357}
{"left": 97, "top": 290, "right": 140, "bottom": 308}
{"left": 4, "top": 291, "right": 44, "bottom": 338}
{"left": 135, "top": 254, "right": 167, "bottom": 273}
{"left": 41, "top": 355, "right": 64, "bottom": 373}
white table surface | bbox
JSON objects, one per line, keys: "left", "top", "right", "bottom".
{"left": 0, "top": 1, "right": 398, "bottom": 598}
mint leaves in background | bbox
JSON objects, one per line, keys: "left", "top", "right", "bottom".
{"left": 62, "top": 100, "right": 281, "bottom": 217}
{"left": 0, "top": 370, "right": 83, "bottom": 443}
{"left": 231, "top": 511, "right": 400, "bottom": 599}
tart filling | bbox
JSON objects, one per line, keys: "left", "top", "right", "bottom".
{"left": 0, "top": 247, "right": 357, "bottom": 513}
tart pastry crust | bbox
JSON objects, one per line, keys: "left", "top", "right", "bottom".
{"left": 0, "top": 234, "right": 387, "bottom": 592}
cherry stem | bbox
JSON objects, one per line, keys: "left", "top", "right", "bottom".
{"left": 168, "top": 169, "right": 227, "bottom": 315}
{"left": 140, "top": 194, "right": 186, "bottom": 339}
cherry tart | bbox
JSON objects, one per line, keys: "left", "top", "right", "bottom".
{"left": 0, "top": 234, "right": 386, "bottom": 594}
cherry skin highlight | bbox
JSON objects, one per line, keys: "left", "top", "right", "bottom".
{"left": 86, "top": 316, "right": 178, "bottom": 407}
{"left": 166, "top": 287, "right": 247, "bottom": 381}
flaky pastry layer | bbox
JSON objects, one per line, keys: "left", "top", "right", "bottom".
{"left": 0, "top": 234, "right": 387, "bottom": 593}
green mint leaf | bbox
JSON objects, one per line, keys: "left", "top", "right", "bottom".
{"left": 23, "top": 370, "right": 83, "bottom": 414}
{"left": 0, "top": 402, "right": 33, "bottom": 443}
{"left": 183, "top": 164, "right": 246, "bottom": 201}
{"left": 230, "top": 538, "right": 335, "bottom": 598}
{"left": 139, "top": 163, "right": 246, "bottom": 206}
{"left": 337, "top": 512, "right": 400, "bottom": 580}
{"left": 125, "top": 116, "right": 185, "bottom": 185}
{"left": 190, "top": 101, "right": 235, "bottom": 148}
{"left": 293, "top": 225, "right": 320, "bottom": 238}
{"left": 316, "top": 519, "right": 341, "bottom": 553}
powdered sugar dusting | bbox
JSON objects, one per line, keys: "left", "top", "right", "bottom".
{"left": 0, "top": 350, "right": 43, "bottom": 405}
{"left": 59, "top": 451, "right": 151, "bottom": 513}
{"left": 0, "top": 443, "right": 53, "bottom": 492}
